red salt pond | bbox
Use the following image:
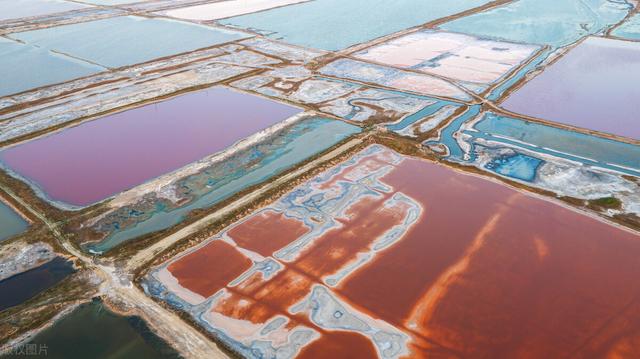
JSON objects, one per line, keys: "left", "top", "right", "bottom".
{"left": 168, "top": 240, "right": 252, "bottom": 298}
{"left": 294, "top": 195, "right": 411, "bottom": 279}
{"left": 297, "top": 331, "right": 378, "bottom": 359}
{"left": 336, "top": 153, "right": 640, "bottom": 357}
{"left": 160, "top": 146, "right": 640, "bottom": 357}
{"left": 227, "top": 210, "right": 310, "bottom": 257}
{"left": 0, "top": 87, "right": 301, "bottom": 207}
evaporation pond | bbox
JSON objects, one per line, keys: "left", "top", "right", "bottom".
{"left": 0, "top": 87, "right": 302, "bottom": 207}
{"left": 150, "top": 144, "right": 640, "bottom": 358}
{"left": 502, "top": 37, "right": 640, "bottom": 140}
{"left": 0, "top": 0, "right": 89, "bottom": 22}
{"left": 9, "top": 15, "right": 249, "bottom": 68}
{"left": 0, "top": 201, "right": 28, "bottom": 242}
{"left": 612, "top": 13, "right": 640, "bottom": 40}
{"left": 4, "top": 300, "right": 180, "bottom": 359}
{"left": 473, "top": 113, "right": 640, "bottom": 172}
{"left": 87, "top": 117, "right": 360, "bottom": 253}
{"left": 0, "top": 257, "right": 75, "bottom": 311}
{"left": 440, "top": 0, "right": 630, "bottom": 47}
{"left": 0, "top": 37, "right": 102, "bottom": 97}
{"left": 221, "top": 0, "right": 492, "bottom": 51}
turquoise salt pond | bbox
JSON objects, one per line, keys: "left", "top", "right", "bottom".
{"left": 1, "top": 300, "right": 180, "bottom": 359}
{"left": 0, "top": 201, "right": 28, "bottom": 242}
{"left": 612, "top": 13, "right": 640, "bottom": 40}
{"left": 9, "top": 15, "right": 249, "bottom": 68}
{"left": 221, "top": 0, "right": 492, "bottom": 51}
{"left": 86, "top": 117, "right": 360, "bottom": 253}
{"left": 485, "top": 153, "right": 543, "bottom": 182}
{"left": 0, "top": 0, "right": 89, "bottom": 22}
{"left": 466, "top": 113, "right": 640, "bottom": 176}
{"left": 0, "top": 37, "right": 102, "bottom": 97}
{"left": 426, "top": 109, "right": 640, "bottom": 177}
{"left": 441, "top": 0, "right": 632, "bottom": 47}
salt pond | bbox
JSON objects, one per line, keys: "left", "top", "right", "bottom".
{"left": 0, "top": 201, "right": 28, "bottom": 242}
{"left": 0, "top": 37, "right": 102, "bottom": 98}
{"left": 318, "top": 59, "right": 471, "bottom": 100}
{"left": 85, "top": 117, "right": 360, "bottom": 253}
{"left": 0, "top": 257, "right": 74, "bottom": 311}
{"left": 221, "top": 0, "right": 492, "bottom": 51}
{"left": 162, "top": 0, "right": 310, "bottom": 21}
{"left": 0, "top": 0, "right": 88, "bottom": 22}
{"left": 441, "top": 0, "right": 632, "bottom": 47}
{"left": 354, "top": 30, "right": 539, "bottom": 88}
{"left": 484, "top": 153, "right": 543, "bottom": 182}
{"left": 146, "top": 144, "right": 640, "bottom": 358}
{"left": 612, "top": 13, "right": 640, "bottom": 40}
{"left": 10, "top": 15, "right": 249, "bottom": 68}
{"left": 3, "top": 300, "right": 180, "bottom": 358}
{"left": 470, "top": 113, "right": 640, "bottom": 174}
{"left": 502, "top": 37, "right": 640, "bottom": 140}
{"left": 0, "top": 87, "right": 302, "bottom": 208}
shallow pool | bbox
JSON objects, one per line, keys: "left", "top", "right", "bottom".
{"left": 0, "top": 0, "right": 89, "bottom": 22}
{"left": 612, "top": 13, "right": 640, "bottom": 40}
{"left": 0, "top": 201, "right": 28, "bottom": 242}
{"left": 221, "top": 0, "right": 492, "bottom": 51}
{"left": 485, "top": 153, "right": 543, "bottom": 182}
{"left": 468, "top": 112, "right": 640, "bottom": 176}
{"left": 441, "top": 0, "right": 631, "bottom": 47}
{"left": 501, "top": 37, "right": 640, "bottom": 140}
{"left": 86, "top": 117, "right": 360, "bottom": 253}
{"left": 7, "top": 299, "right": 180, "bottom": 359}
{"left": 0, "top": 257, "right": 74, "bottom": 311}
{"left": 0, "top": 37, "right": 103, "bottom": 97}
{"left": 10, "top": 15, "right": 249, "bottom": 68}
{"left": 0, "top": 87, "right": 302, "bottom": 208}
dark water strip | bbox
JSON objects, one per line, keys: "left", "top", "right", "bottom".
{"left": 1, "top": 299, "right": 181, "bottom": 359}
{"left": 0, "top": 257, "right": 75, "bottom": 312}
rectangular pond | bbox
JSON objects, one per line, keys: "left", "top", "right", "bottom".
{"left": 612, "top": 13, "right": 640, "bottom": 40}
{"left": 318, "top": 58, "right": 471, "bottom": 101}
{"left": 221, "top": 0, "right": 493, "bottom": 51}
{"left": 467, "top": 113, "right": 640, "bottom": 175}
{"left": 354, "top": 30, "right": 539, "bottom": 88}
{"left": 0, "top": 37, "right": 103, "bottom": 98}
{"left": 501, "top": 37, "right": 640, "bottom": 140}
{"left": 10, "top": 15, "right": 249, "bottom": 68}
{"left": 84, "top": 116, "right": 360, "bottom": 253}
{"left": 2, "top": 299, "right": 180, "bottom": 358}
{"left": 0, "top": 201, "right": 29, "bottom": 242}
{"left": 0, "top": 257, "right": 75, "bottom": 311}
{"left": 145, "top": 144, "right": 640, "bottom": 358}
{"left": 0, "top": 87, "right": 302, "bottom": 208}
{"left": 162, "top": 0, "right": 309, "bottom": 21}
{"left": 440, "top": 0, "right": 631, "bottom": 47}
{"left": 0, "top": 0, "right": 89, "bottom": 22}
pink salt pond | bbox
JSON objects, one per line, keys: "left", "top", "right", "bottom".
{"left": 0, "top": 87, "right": 302, "bottom": 207}
{"left": 502, "top": 37, "right": 640, "bottom": 140}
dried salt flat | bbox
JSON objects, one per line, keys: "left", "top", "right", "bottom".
{"left": 354, "top": 30, "right": 540, "bottom": 86}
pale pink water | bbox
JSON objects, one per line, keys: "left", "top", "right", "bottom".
{"left": 502, "top": 37, "right": 640, "bottom": 140}
{"left": 0, "top": 87, "right": 301, "bottom": 207}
